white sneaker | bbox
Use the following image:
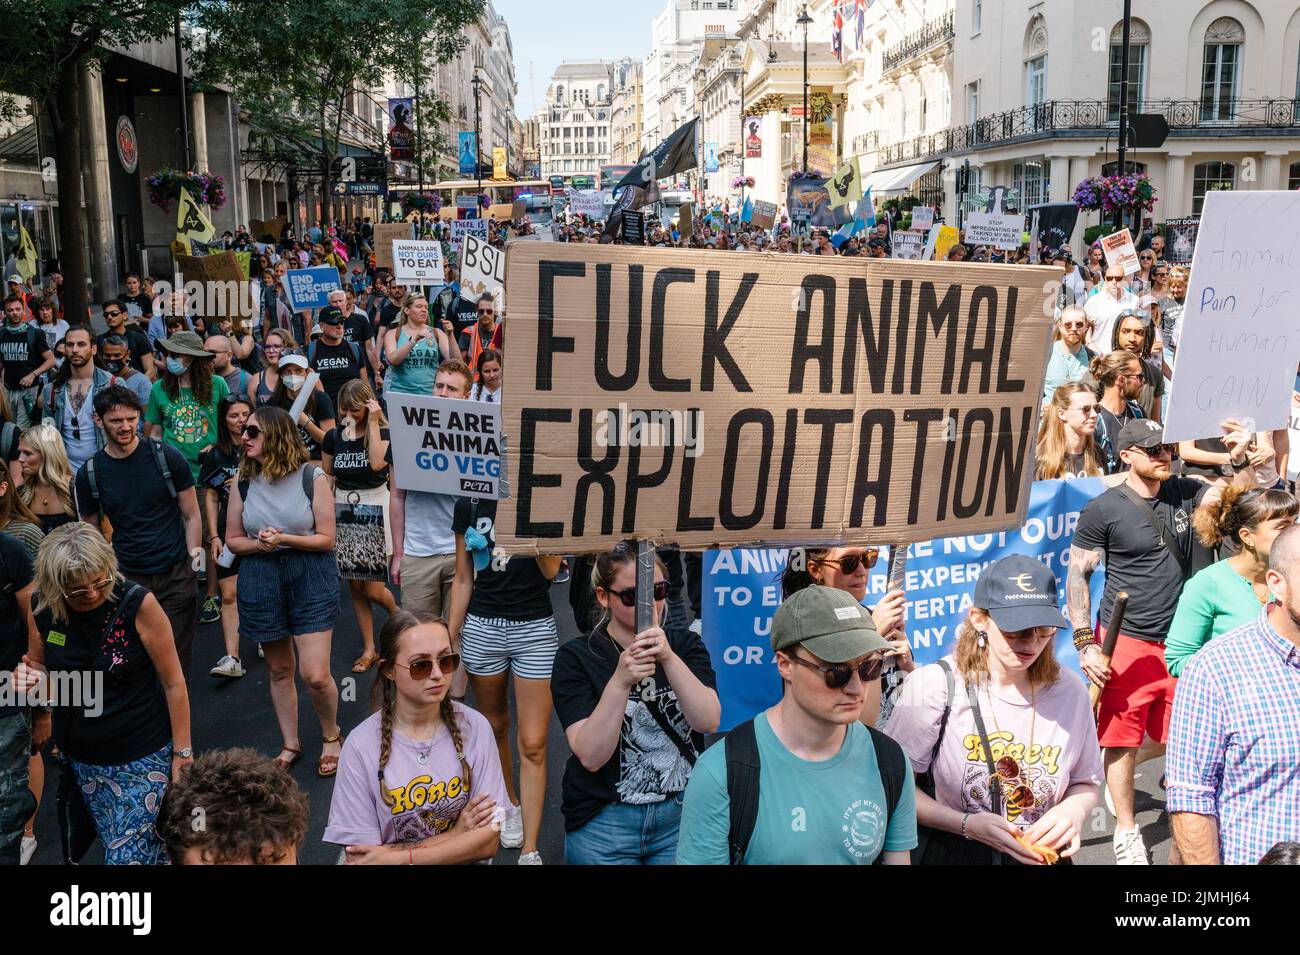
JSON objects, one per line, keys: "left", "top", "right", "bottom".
{"left": 1113, "top": 827, "right": 1150, "bottom": 865}
{"left": 20, "top": 834, "right": 35, "bottom": 865}
{"left": 209, "top": 655, "right": 245, "bottom": 678}
{"left": 499, "top": 805, "right": 523, "bottom": 849}
{"left": 517, "top": 850, "right": 544, "bottom": 865}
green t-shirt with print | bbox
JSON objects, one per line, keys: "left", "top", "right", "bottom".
{"left": 145, "top": 374, "right": 229, "bottom": 481}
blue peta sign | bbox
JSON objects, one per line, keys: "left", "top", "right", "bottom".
{"left": 284, "top": 267, "right": 341, "bottom": 310}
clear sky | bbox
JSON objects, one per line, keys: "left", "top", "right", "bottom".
{"left": 494, "top": 0, "right": 667, "bottom": 119}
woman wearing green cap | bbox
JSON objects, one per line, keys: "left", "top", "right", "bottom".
{"left": 145, "top": 330, "right": 229, "bottom": 483}
{"left": 884, "top": 555, "right": 1102, "bottom": 865}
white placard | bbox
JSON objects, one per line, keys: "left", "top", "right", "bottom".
{"left": 1100, "top": 228, "right": 1140, "bottom": 276}
{"left": 963, "top": 210, "right": 1024, "bottom": 250}
{"left": 910, "top": 206, "right": 934, "bottom": 232}
{"left": 391, "top": 240, "right": 445, "bottom": 283}
{"left": 569, "top": 189, "right": 606, "bottom": 218}
{"left": 388, "top": 391, "right": 504, "bottom": 499}
{"left": 460, "top": 233, "right": 505, "bottom": 304}
{"left": 1161, "top": 190, "right": 1300, "bottom": 443}
{"left": 450, "top": 219, "right": 489, "bottom": 252}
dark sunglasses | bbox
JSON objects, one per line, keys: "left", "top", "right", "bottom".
{"left": 104, "top": 310, "right": 123, "bottom": 318}
{"left": 478, "top": 309, "right": 495, "bottom": 316}
{"left": 394, "top": 654, "right": 461, "bottom": 680}
{"left": 787, "top": 651, "right": 885, "bottom": 689}
{"left": 1135, "top": 442, "right": 1177, "bottom": 458}
{"left": 811, "top": 550, "right": 880, "bottom": 575}
{"left": 605, "top": 580, "right": 670, "bottom": 607}
{"left": 241, "top": 424, "right": 263, "bottom": 439}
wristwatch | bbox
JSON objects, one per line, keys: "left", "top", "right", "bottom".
{"left": 174, "top": 747, "right": 194, "bottom": 759}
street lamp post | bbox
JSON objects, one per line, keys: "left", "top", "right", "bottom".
{"left": 797, "top": 5, "right": 813, "bottom": 173}
{"left": 471, "top": 72, "right": 484, "bottom": 212}
{"left": 1114, "top": 0, "right": 1133, "bottom": 232}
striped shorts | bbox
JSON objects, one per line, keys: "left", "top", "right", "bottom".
{"left": 460, "top": 613, "right": 559, "bottom": 680}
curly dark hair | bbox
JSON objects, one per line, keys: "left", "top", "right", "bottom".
{"left": 158, "top": 748, "right": 310, "bottom": 864}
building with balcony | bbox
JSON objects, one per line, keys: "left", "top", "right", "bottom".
{"left": 644, "top": 0, "right": 740, "bottom": 156}
{"left": 539, "top": 62, "right": 616, "bottom": 184}
{"left": 610, "top": 61, "right": 645, "bottom": 167}
{"left": 695, "top": 32, "right": 744, "bottom": 201}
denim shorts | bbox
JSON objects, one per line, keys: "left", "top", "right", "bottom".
{"left": 237, "top": 550, "right": 340, "bottom": 641}
{"left": 564, "top": 795, "right": 684, "bottom": 865}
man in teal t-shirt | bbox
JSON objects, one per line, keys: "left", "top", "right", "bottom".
{"left": 677, "top": 585, "right": 917, "bottom": 864}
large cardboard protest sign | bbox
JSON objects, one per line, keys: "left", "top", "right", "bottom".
{"left": 1161, "top": 191, "right": 1300, "bottom": 443}
{"left": 388, "top": 392, "right": 504, "bottom": 499}
{"left": 460, "top": 233, "right": 504, "bottom": 304}
{"left": 497, "top": 244, "right": 1058, "bottom": 554}
{"left": 175, "top": 251, "right": 256, "bottom": 320}
{"left": 250, "top": 216, "right": 288, "bottom": 241}
{"left": 701, "top": 478, "right": 1107, "bottom": 729}
{"left": 374, "top": 222, "right": 412, "bottom": 268}
{"left": 391, "top": 240, "right": 445, "bottom": 284}
{"left": 284, "top": 267, "right": 341, "bottom": 310}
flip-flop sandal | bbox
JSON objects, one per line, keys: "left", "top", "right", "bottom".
{"left": 352, "top": 653, "right": 379, "bottom": 673}
{"left": 318, "top": 732, "right": 344, "bottom": 778}
{"left": 275, "top": 745, "right": 302, "bottom": 771}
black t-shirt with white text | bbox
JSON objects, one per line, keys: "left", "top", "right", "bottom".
{"left": 322, "top": 426, "right": 389, "bottom": 491}
{"left": 310, "top": 338, "right": 363, "bottom": 406}
{"left": 0, "top": 323, "right": 49, "bottom": 389}
{"left": 451, "top": 497, "right": 552, "bottom": 621}
{"left": 1073, "top": 477, "right": 1210, "bottom": 640}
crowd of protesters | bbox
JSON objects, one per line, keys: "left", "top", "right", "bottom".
{"left": 0, "top": 200, "right": 1298, "bottom": 871}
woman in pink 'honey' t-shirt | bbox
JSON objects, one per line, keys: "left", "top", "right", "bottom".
{"left": 324, "top": 610, "right": 510, "bottom": 863}
{"left": 884, "top": 555, "right": 1102, "bottom": 865}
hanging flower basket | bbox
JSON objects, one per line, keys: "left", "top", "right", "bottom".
{"left": 731, "top": 175, "right": 755, "bottom": 190}
{"left": 401, "top": 193, "right": 444, "bottom": 214}
{"left": 1073, "top": 174, "right": 1157, "bottom": 215}
{"left": 145, "top": 167, "right": 226, "bottom": 214}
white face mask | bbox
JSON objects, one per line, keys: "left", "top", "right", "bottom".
{"left": 282, "top": 374, "right": 305, "bottom": 391}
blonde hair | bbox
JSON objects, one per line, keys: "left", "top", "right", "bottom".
{"left": 954, "top": 612, "right": 1060, "bottom": 689}
{"left": 1035, "top": 383, "right": 1103, "bottom": 480}
{"left": 336, "top": 379, "right": 387, "bottom": 427}
{"left": 238, "top": 406, "right": 308, "bottom": 481}
{"left": 397, "top": 292, "right": 429, "bottom": 330}
{"left": 34, "top": 523, "right": 122, "bottom": 625}
{"left": 17, "top": 424, "right": 76, "bottom": 518}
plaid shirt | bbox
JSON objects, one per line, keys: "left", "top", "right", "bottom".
{"left": 1166, "top": 608, "right": 1300, "bottom": 864}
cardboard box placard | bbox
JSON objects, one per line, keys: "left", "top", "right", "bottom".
{"left": 374, "top": 222, "right": 413, "bottom": 268}
{"left": 496, "top": 244, "right": 1058, "bottom": 554}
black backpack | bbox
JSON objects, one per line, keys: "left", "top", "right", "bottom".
{"left": 237, "top": 464, "right": 320, "bottom": 505}
{"left": 723, "top": 717, "right": 908, "bottom": 865}
{"left": 83, "top": 439, "right": 177, "bottom": 510}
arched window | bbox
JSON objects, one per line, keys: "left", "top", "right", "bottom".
{"left": 1193, "top": 161, "right": 1235, "bottom": 214}
{"left": 1023, "top": 15, "right": 1048, "bottom": 107}
{"left": 1107, "top": 19, "right": 1150, "bottom": 121}
{"left": 1201, "top": 17, "right": 1244, "bottom": 122}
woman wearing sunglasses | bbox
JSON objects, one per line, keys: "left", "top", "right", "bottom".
{"left": 552, "top": 542, "right": 719, "bottom": 865}
{"left": 781, "top": 546, "right": 910, "bottom": 726}
{"left": 447, "top": 495, "right": 563, "bottom": 863}
{"left": 324, "top": 610, "right": 509, "bottom": 863}
{"left": 18, "top": 522, "right": 192, "bottom": 864}
{"left": 1036, "top": 384, "right": 1104, "bottom": 480}
{"left": 884, "top": 555, "right": 1102, "bottom": 865}
{"left": 248, "top": 328, "right": 296, "bottom": 406}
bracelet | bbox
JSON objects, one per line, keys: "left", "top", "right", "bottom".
{"left": 961, "top": 813, "right": 971, "bottom": 840}
{"left": 1072, "top": 627, "right": 1098, "bottom": 652}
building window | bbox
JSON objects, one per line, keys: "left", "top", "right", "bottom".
{"left": 1013, "top": 157, "right": 1050, "bottom": 207}
{"left": 966, "top": 81, "right": 979, "bottom": 122}
{"left": 1192, "top": 161, "right": 1235, "bottom": 214}
{"left": 1289, "top": 161, "right": 1300, "bottom": 190}
{"left": 973, "top": 0, "right": 982, "bottom": 34}
{"left": 1025, "top": 55, "right": 1047, "bottom": 108}
{"left": 1107, "top": 20, "right": 1150, "bottom": 122}
{"left": 1201, "top": 18, "right": 1244, "bottom": 122}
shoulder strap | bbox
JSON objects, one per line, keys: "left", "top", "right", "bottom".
{"left": 964, "top": 681, "right": 1001, "bottom": 819}
{"left": 349, "top": 340, "right": 362, "bottom": 366}
{"left": 148, "top": 439, "right": 178, "bottom": 500}
{"left": 307, "top": 340, "right": 317, "bottom": 364}
{"left": 238, "top": 476, "right": 250, "bottom": 501}
{"left": 724, "top": 718, "right": 761, "bottom": 866}
{"left": 302, "top": 464, "right": 320, "bottom": 503}
{"left": 643, "top": 694, "right": 697, "bottom": 767}
{"left": 1115, "top": 483, "right": 1190, "bottom": 577}
{"left": 928, "top": 659, "right": 955, "bottom": 772}
{"left": 84, "top": 452, "right": 102, "bottom": 507}
{"left": 866, "top": 725, "right": 907, "bottom": 865}
{"left": 0, "top": 421, "right": 15, "bottom": 461}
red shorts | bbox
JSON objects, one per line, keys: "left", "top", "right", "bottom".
{"left": 1097, "top": 634, "right": 1176, "bottom": 748}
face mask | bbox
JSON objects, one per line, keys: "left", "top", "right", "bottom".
{"left": 282, "top": 374, "right": 305, "bottom": 391}
{"left": 103, "top": 360, "right": 125, "bottom": 374}
{"left": 165, "top": 356, "right": 190, "bottom": 376}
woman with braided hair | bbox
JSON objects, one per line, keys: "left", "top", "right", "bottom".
{"left": 324, "top": 610, "right": 509, "bottom": 863}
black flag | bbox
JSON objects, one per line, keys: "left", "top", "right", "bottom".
{"left": 601, "top": 184, "right": 649, "bottom": 242}
{"left": 615, "top": 118, "right": 697, "bottom": 192}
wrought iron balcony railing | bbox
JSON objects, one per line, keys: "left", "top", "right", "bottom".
{"left": 880, "top": 10, "right": 955, "bottom": 72}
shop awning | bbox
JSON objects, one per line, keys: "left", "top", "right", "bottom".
{"left": 862, "top": 160, "right": 941, "bottom": 197}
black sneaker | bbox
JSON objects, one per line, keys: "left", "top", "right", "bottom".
{"left": 199, "top": 596, "right": 221, "bottom": 624}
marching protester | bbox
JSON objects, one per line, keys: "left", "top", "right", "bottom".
{"left": 200, "top": 395, "right": 254, "bottom": 674}
{"left": 552, "top": 542, "right": 718, "bottom": 864}
{"left": 0, "top": 525, "right": 36, "bottom": 866}
{"left": 33, "top": 298, "right": 68, "bottom": 365}
{"left": 448, "top": 468, "right": 563, "bottom": 864}
{"left": 323, "top": 611, "right": 509, "bottom": 863}
{"left": 146, "top": 331, "right": 229, "bottom": 483}
{"left": 97, "top": 335, "right": 154, "bottom": 411}
{"left": 77, "top": 384, "right": 202, "bottom": 678}
{"left": 1167, "top": 524, "right": 1300, "bottom": 864}
{"left": 1085, "top": 264, "right": 1141, "bottom": 348}
{"left": 1108, "top": 309, "right": 1163, "bottom": 421}
{"left": 470, "top": 348, "right": 503, "bottom": 403}
{"left": 383, "top": 292, "right": 461, "bottom": 396}
{"left": 1069, "top": 419, "right": 1249, "bottom": 864}
{"left": 1164, "top": 484, "right": 1298, "bottom": 677}
{"left": 0, "top": 468, "right": 43, "bottom": 557}
{"left": 1090, "top": 350, "right": 1147, "bottom": 475}
{"left": 206, "top": 334, "right": 251, "bottom": 401}
{"left": 322, "top": 379, "right": 397, "bottom": 673}
{"left": 269, "top": 353, "right": 335, "bottom": 462}
{"left": 458, "top": 294, "right": 502, "bottom": 368}
{"left": 17, "top": 425, "right": 77, "bottom": 532}
{"left": 2, "top": 294, "right": 56, "bottom": 428}
{"left": 885, "top": 555, "right": 1101, "bottom": 865}
{"left": 98, "top": 301, "right": 156, "bottom": 379}
{"left": 1035, "top": 383, "right": 1105, "bottom": 480}
{"left": 1040, "top": 306, "right": 1093, "bottom": 407}
{"left": 249, "top": 327, "right": 295, "bottom": 405}
{"left": 19, "top": 522, "right": 192, "bottom": 865}
{"left": 308, "top": 305, "right": 369, "bottom": 406}
{"left": 159, "top": 748, "right": 310, "bottom": 865}
{"left": 225, "top": 405, "right": 341, "bottom": 776}
{"left": 677, "top": 585, "right": 916, "bottom": 864}
{"left": 35, "top": 327, "right": 106, "bottom": 475}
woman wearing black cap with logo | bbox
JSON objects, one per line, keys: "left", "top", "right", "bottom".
{"left": 885, "top": 555, "right": 1102, "bottom": 865}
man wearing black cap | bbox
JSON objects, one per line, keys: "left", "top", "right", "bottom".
{"left": 676, "top": 585, "right": 916, "bottom": 864}
{"left": 1068, "top": 418, "right": 1246, "bottom": 864}
{"left": 308, "top": 306, "right": 368, "bottom": 406}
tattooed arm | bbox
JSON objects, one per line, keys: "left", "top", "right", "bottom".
{"left": 1067, "top": 545, "right": 1110, "bottom": 688}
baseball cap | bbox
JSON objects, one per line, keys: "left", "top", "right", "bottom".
{"left": 771, "top": 585, "right": 892, "bottom": 663}
{"left": 5, "top": 274, "right": 21, "bottom": 284}
{"left": 1116, "top": 418, "right": 1165, "bottom": 453}
{"left": 318, "top": 306, "right": 344, "bottom": 325}
{"left": 973, "top": 555, "right": 1068, "bottom": 633}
